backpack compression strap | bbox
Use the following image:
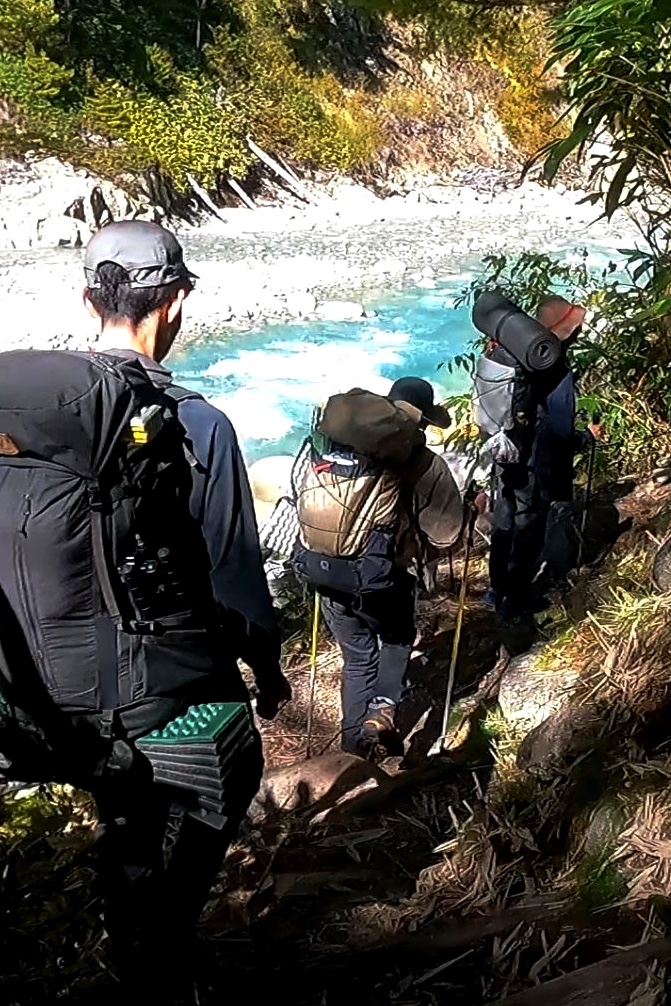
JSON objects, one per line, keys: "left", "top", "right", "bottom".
{"left": 88, "top": 383, "right": 205, "bottom": 636}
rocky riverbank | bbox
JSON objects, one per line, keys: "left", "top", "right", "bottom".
{"left": 0, "top": 159, "right": 641, "bottom": 352}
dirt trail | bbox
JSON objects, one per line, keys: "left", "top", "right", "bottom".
{"left": 3, "top": 478, "right": 671, "bottom": 1004}
{"left": 205, "top": 478, "right": 671, "bottom": 1005}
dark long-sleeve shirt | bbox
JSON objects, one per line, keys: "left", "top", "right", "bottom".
{"left": 531, "top": 365, "right": 592, "bottom": 502}
{"left": 106, "top": 349, "right": 282, "bottom": 690}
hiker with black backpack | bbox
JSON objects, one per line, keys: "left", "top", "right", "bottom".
{"left": 473, "top": 292, "right": 604, "bottom": 621}
{"left": 0, "top": 221, "right": 291, "bottom": 1003}
{"left": 291, "top": 377, "right": 468, "bottom": 757}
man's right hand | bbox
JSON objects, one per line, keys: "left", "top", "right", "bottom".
{"left": 255, "top": 674, "right": 292, "bottom": 720}
{"left": 588, "top": 422, "right": 605, "bottom": 441}
{"left": 474, "top": 491, "right": 489, "bottom": 514}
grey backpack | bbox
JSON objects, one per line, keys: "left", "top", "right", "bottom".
{"left": 473, "top": 346, "right": 539, "bottom": 466}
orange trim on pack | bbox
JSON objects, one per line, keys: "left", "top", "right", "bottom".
{"left": 553, "top": 302, "right": 579, "bottom": 329}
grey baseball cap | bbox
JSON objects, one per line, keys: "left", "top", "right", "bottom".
{"left": 84, "top": 220, "right": 198, "bottom": 289}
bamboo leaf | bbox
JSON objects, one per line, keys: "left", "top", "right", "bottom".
{"left": 605, "top": 154, "right": 636, "bottom": 218}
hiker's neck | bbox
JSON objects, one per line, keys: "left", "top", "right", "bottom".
{"left": 95, "top": 318, "right": 164, "bottom": 362}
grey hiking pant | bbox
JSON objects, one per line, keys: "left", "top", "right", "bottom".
{"left": 321, "top": 571, "right": 416, "bottom": 751}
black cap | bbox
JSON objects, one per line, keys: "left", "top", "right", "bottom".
{"left": 388, "top": 377, "right": 451, "bottom": 429}
{"left": 84, "top": 220, "right": 198, "bottom": 289}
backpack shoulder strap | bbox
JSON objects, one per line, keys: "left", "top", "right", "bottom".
{"left": 161, "top": 383, "right": 208, "bottom": 519}
{"left": 162, "top": 384, "right": 204, "bottom": 405}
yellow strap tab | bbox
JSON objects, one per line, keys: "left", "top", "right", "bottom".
{"left": 127, "top": 404, "right": 164, "bottom": 445}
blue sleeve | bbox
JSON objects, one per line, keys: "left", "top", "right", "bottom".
{"left": 544, "top": 373, "right": 592, "bottom": 454}
{"left": 178, "top": 398, "right": 282, "bottom": 688}
{"left": 543, "top": 373, "right": 575, "bottom": 446}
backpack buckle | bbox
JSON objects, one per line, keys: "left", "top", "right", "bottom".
{"left": 127, "top": 619, "right": 162, "bottom": 635}
{"left": 87, "top": 484, "right": 103, "bottom": 512}
{"left": 100, "top": 709, "right": 116, "bottom": 740}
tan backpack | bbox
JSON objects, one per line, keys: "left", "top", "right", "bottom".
{"left": 297, "top": 459, "right": 400, "bottom": 558}
{"left": 291, "top": 390, "right": 424, "bottom": 595}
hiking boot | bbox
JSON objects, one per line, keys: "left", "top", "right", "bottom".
{"left": 358, "top": 699, "right": 404, "bottom": 757}
{"left": 498, "top": 593, "right": 550, "bottom": 621}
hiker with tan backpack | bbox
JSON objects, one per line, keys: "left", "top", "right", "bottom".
{"left": 290, "top": 377, "right": 469, "bottom": 757}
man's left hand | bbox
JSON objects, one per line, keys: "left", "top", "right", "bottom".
{"left": 588, "top": 422, "right": 605, "bottom": 441}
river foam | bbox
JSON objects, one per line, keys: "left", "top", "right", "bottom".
{"left": 170, "top": 245, "right": 633, "bottom": 463}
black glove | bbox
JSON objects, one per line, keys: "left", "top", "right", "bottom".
{"left": 255, "top": 674, "right": 292, "bottom": 720}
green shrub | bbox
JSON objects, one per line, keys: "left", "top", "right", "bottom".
{"left": 83, "top": 73, "right": 251, "bottom": 187}
{"left": 0, "top": 0, "right": 60, "bottom": 54}
{"left": 206, "top": 15, "right": 382, "bottom": 170}
{"left": 0, "top": 48, "right": 72, "bottom": 110}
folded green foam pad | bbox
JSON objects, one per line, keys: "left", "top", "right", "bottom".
{"left": 141, "top": 717, "right": 250, "bottom": 767}
{"left": 148, "top": 735, "right": 255, "bottom": 792}
{"left": 137, "top": 703, "right": 255, "bottom": 808}
{"left": 138, "top": 702, "right": 248, "bottom": 749}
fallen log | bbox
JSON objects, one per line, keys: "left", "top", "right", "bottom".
{"left": 275, "top": 152, "right": 302, "bottom": 185}
{"left": 228, "top": 176, "right": 256, "bottom": 210}
{"left": 322, "top": 755, "right": 461, "bottom": 823}
{"left": 316, "top": 899, "right": 574, "bottom": 973}
{"left": 397, "top": 901, "right": 569, "bottom": 954}
{"left": 493, "top": 936, "right": 671, "bottom": 1006}
{"left": 186, "top": 173, "right": 226, "bottom": 222}
{"left": 248, "top": 751, "right": 393, "bottom": 824}
{"left": 247, "top": 136, "right": 317, "bottom": 205}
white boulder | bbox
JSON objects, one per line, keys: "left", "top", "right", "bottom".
{"left": 286, "top": 291, "right": 317, "bottom": 318}
{"left": 498, "top": 646, "right": 580, "bottom": 732}
{"left": 371, "top": 257, "right": 407, "bottom": 277}
{"left": 37, "top": 214, "right": 81, "bottom": 247}
{"left": 316, "top": 300, "right": 367, "bottom": 322}
{"left": 248, "top": 454, "right": 295, "bottom": 525}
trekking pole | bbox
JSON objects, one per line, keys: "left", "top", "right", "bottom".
{"left": 431, "top": 494, "right": 479, "bottom": 756}
{"left": 576, "top": 412, "right": 600, "bottom": 577}
{"left": 305, "top": 591, "right": 320, "bottom": 759}
{"left": 448, "top": 549, "right": 456, "bottom": 594}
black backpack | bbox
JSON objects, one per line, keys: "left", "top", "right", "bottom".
{"left": 0, "top": 350, "right": 220, "bottom": 784}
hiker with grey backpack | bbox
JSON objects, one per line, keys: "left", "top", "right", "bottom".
{"left": 0, "top": 221, "right": 291, "bottom": 1004}
{"left": 472, "top": 291, "right": 604, "bottom": 622}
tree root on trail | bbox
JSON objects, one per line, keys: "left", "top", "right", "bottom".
{"left": 492, "top": 936, "right": 671, "bottom": 1006}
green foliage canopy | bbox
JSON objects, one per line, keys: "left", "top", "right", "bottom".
{"left": 539, "top": 0, "right": 671, "bottom": 250}
{"left": 0, "top": 0, "right": 554, "bottom": 189}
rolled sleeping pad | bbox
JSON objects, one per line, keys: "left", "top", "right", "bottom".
{"left": 472, "top": 290, "right": 562, "bottom": 372}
